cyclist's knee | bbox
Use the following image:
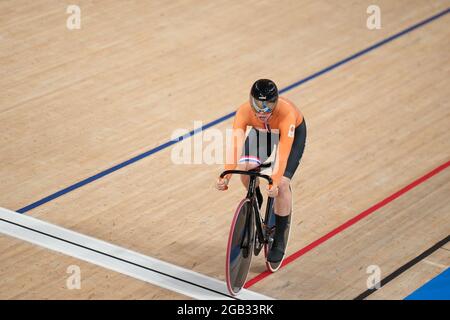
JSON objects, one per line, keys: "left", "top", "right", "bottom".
{"left": 278, "top": 177, "right": 291, "bottom": 196}
{"left": 237, "top": 161, "right": 259, "bottom": 171}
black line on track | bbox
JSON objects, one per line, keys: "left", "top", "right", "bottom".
{"left": 0, "top": 218, "right": 239, "bottom": 300}
{"left": 354, "top": 235, "right": 450, "bottom": 300}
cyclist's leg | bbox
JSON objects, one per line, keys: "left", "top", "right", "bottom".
{"left": 238, "top": 128, "right": 274, "bottom": 188}
{"left": 274, "top": 177, "right": 292, "bottom": 216}
{"left": 237, "top": 161, "right": 260, "bottom": 187}
{"left": 274, "top": 119, "right": 307, "bottom": 214}
{"left": 268, "top": 120, "right": 307, "bottom": 262}
{"left": 238, "top": 128, "right": 275, "bottom": 209}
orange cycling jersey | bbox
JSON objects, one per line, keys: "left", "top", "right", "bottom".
{"left": 225, "top": 96, "right": 304, "bottom": 186}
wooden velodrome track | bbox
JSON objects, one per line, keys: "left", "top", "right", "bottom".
{"left": 1, "top": 0, "right": 449, "bottom": 299}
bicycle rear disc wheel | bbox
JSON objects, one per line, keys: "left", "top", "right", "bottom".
{"left": 226, "top": 198, "right": 255, "bottom": 295}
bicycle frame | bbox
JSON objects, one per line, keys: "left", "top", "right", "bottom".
{"left": 220, "top": 168, "right": 274, "bottom": 246}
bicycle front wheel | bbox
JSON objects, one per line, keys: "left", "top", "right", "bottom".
{"left": 226, "top": 198, "right": 255, "bottom": 296}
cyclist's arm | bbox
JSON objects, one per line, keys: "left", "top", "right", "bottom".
{"left": 224, "top": 106, "right": 249, "bottom": 179}
{"left": 272, "top": 115, "right": 296, "bottom": 186}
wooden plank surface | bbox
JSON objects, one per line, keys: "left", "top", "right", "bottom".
{"left": 0, "top": 0, "right": 448, "bottom": 299}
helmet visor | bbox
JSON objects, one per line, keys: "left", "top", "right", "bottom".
{"left": 250, "top": 96, "right": 277, "bottom": 113}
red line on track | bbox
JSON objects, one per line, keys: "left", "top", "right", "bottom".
{"left": 244, "top": 159, "right": 450, "bottom": 288}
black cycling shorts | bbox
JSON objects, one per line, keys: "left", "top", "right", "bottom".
{"left": 239, "top": 119, "right": 307, "bottom": 180}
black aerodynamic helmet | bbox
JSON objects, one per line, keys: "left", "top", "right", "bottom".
{"left": 250, "top": 79, "right": 279, "bottom": 113}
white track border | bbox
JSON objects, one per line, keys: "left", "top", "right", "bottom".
{"left": 0, "top": 207, "right": 272, "bottom": 300}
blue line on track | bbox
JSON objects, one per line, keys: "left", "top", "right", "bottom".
{"left": 17, "top": 7, "right": 450, "bottom": 214}
{"left": 405, "top": 267, "right": 450, "bottom": 300}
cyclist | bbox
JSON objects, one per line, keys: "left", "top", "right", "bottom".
{"left": 216, "top": 79, "right": 307, "bottom": 263}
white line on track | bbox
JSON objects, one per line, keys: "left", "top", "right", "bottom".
{"left": 0, "top": 207, "right": 272, "bottom": 300}
{"left": 423, "top": 259, "right": 448, "bottom": 269}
